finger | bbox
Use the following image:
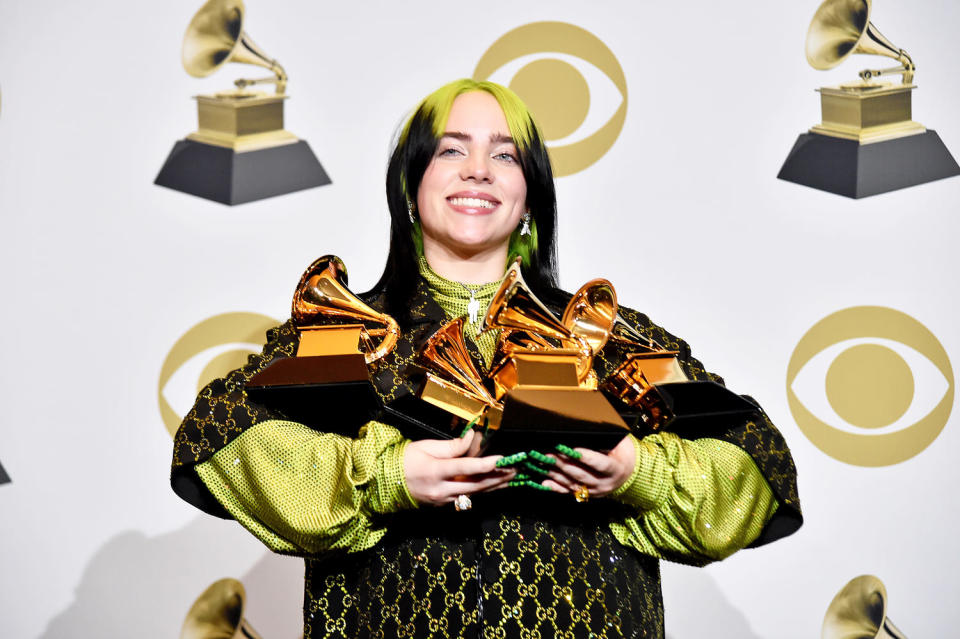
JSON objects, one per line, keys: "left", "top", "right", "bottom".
{"left": 444, "top": 472, "right": 516, "bottom": 496}
{"left": 540, "top": 479, "right": 569, "bottom": 494}
{"left": 415, "top": 431, "right": 475, "bottom": 459}
{"left": 445, "top": 455, "right": 507, "bottom": 477}
{"left": 551, "top": 459, "right": 603, "bottom": 486}
{"left": 568, "top": 448, "right": 616, "bottom": 476}
{"left": 544, "top": 469, "right": 579, "bottom": 492}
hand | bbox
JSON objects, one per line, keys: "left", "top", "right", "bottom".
{"left": 403, "top": 430, "right": 515, "bottom": 506}
{"left": 540, "top": 436, "right": 637, "bottom": 498}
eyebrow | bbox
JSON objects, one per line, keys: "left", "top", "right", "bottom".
{"left": 441, "top": 131, "right": 516, "bottom": 146}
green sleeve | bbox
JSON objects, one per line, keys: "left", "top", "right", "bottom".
{"left": 608, "top": 432, "right": 778, "bottom": 565}
{"left": 195, "top": 419, "right": 418, "bottom": 556}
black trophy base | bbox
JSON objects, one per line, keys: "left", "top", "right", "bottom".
{"left": 486, "top": 388, "right": 630, "bottom": 455}
{"left": 777, "top": 130, "right": 960, "bottom": 198}
{"left": 617, "top": 381, "right": 758, "bottom": 438}
{"left": 378, "top": 393, "right": 464, "bottom": 441}
{"left": 154, "top": 139, "right": 331, "bottom": 205}
{"left": 247, "top": 380, "right": 380, "bottom": 436}
{"left": 246, "top": 354, "right": 379, "bottom": 436}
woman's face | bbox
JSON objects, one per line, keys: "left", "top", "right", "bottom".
{"left": 416, "top": 91, "right": 527, "bottom": 260}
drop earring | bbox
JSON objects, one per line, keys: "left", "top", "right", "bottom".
{"left": 407, "top": 199, "right": 416, "bottom": 224}
{"left": 520, "top": 211, "right": 531, "bottom": 236}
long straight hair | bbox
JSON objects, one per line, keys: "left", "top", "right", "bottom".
{"left": 366, "top": 79, "right": 561, "bottom": 323}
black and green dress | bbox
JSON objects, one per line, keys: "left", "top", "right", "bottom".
{"left": 171, "top": 263, "right": 801, "bottom": 639}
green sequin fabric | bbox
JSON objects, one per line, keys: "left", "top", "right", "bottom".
{"left": 171, "top": 274, "right": 802, "bottom": 638}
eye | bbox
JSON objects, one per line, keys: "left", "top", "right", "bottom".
{"left": 158, "top": 312, "right": 279, "bottom": 437}
{"left": 438, "top": 146, "right": 464, "bottom": 157}
{"left": 474, "top": 21, "right": 627, "bottom": 177}
{"left": 786, "top": 306, "right": 954, "bottom": 466}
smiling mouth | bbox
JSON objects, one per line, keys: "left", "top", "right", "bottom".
{"left": 447, "top": 196, "right": 499, "bottom": 209}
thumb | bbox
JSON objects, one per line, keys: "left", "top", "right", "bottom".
{"left": 418, "top": 430, "right": 475, "bottom": 459}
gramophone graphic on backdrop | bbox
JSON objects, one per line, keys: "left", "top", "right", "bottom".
{"left": 155, "top": 0, "right": 330, "bottom": 205}
{"left": 778, "top": 0, "right": 959, "bottom": 198}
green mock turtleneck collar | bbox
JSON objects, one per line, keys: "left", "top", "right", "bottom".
{"left": 417, "top": 255, "right": 501, "bottom": 367}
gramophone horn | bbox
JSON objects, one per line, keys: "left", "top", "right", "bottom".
{"left": 805, "top": 0, "right": 914, "bottom": 83}
{"left": 482, "top": 258, "right": 594, "bottom": 385}
{"left": 822, "top": 575, "right": 907, "bottom": 639}
{"left": 182, "top": 0, "right": 288, "bottom": 93}
{"left": 418, "top": 317, "right": 499, "bottom": 408}
{"left": 561, "top": 279, "right": 617, "bottom": 356}
{"left": 561, "top": 279, "right": 657, "bottom": 354}
{"left": 180, "top": 577, "right": 262, "bottom": 639}
{"left": 291, "top": 255, "right": 400, "bottom": 364}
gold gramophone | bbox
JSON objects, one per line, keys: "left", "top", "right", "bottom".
{"left": 822, "top": 575, "right": 907, "bottom": 639}
{"left": 778, "top": 0, "right": 958, "bottom": 198}
{"left": 418, "top": 259, "right": 632, "bottom": 452}
{"left": 155, "top": 0, "right": 330, "bottom": 205}
{"left": 180, "top": 578, "right": 262, "bottom": 639}
{"left": 246, "top": 255, "right": 398, "bottom": 433}
{"left": 417, "top": 316, "right": 503, "bottom": 427}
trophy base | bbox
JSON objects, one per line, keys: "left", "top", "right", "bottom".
{"left": 777, "top": 130, "right": 960, "bottom": 198}
{"left": 246, "top": 354, "right": 378, "bottom": 435}
{"left": 378, "top": 393, "right": 465, "bottom": 441}
{"left": 615, "top": 381, "right": 759, "bottom": 437}
{"left": 486, "top": 388, "right": 630, "bottom": 455}
{"left": 154, "top": 138, "right": 331, "bottom": 205}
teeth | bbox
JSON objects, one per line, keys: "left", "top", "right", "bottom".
{"left": 449, "top": 197, "right": 496, "bottom": 209}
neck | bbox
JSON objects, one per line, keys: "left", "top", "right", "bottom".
{"left": 421, "top": 239, "right": 508, "bottom": 284}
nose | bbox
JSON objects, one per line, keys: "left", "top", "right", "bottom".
{"left": 461, "top": 153, "right": 493, "bottom": 183}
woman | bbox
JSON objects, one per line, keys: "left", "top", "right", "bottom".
{"left": 171, "top": 79, "right": 801, "bottom": 638}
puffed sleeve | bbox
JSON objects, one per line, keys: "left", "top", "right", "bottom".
{"left": 195, "top": 419, "right": 417, "bottom": 555}
{"left": 170, "top": 321, "right": 418, "bottom": 556}
{"left": 597, "top": 306, "right": 802, "bottom": 564}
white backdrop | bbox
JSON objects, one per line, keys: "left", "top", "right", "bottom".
{"left": 1, "top": 1, "right": 959, "bottom": 637}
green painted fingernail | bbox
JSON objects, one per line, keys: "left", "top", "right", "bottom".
{"left": 528, "top": 450, "right": 556, "bottom": 465}
{"left": 555, "top": 444, "right": 582, "bottom": 459}
{"left": 460, "top": 416, "right": 480, "bottom": 438}
{"left": 521, "top": 461, "right": 549, "bottom": 475}
{"left": 495, "top": 452, "right": 528, "bottom": 468}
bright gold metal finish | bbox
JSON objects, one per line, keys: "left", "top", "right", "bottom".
{"left": 416, "top": 317, "right": 502, "bottom": 425}
{"left": 183, "top": 0, "right": 287, "bottom": 94}
{"left": 561, "top": 279, "right": 656, "bottom": 354}
{"left": 822, "top": 575, "right": 907, "bottom": 639}
{"left": 600, "top": 352, "right": 689, "bottom": 430}
{"left": 180, "top": 577, "right": 262, "bottom": 639}
{"left": 418, "top": 317, "right": 499, "bottom": 409}
{"left": 806, "top": 0, "right": 915, "bottom": 84}
{"left": 291, "top": 255, "right": 399, "bottom": 365}
{"left": 482, "top": 258, "right": 594, "bottom": 386}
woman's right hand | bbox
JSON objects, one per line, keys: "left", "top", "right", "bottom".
{"left": 403, "top": 430, "right": 515, "bottom": 506}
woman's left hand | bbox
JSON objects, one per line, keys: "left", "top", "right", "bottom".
{"left": 540, "top": 436, "right": 636, "bottom": 498}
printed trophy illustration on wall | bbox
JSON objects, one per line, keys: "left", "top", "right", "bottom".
{"left": 155, "top": 0, "right": 330, "bottom": 205}
{"left": 778, "top": 0, "right": 959, "bottom": 198}
{"left": 822, "top": 575, "right": 907, "bottom": 639}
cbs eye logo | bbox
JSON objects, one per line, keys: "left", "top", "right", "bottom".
{"left": 473, "top": 21, "right": 627, "bottom": 177}
{"left": 787, "top": 306, "right": 954, "bottom": 467}
{"left": 158, "top": 312, "right": 279, "bottom": 437}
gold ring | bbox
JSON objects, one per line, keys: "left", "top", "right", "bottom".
{"left": 574, "top": 485, "right": 590, "bottom": 503}
{"left": 454, "top": 494, "right": 473, "bottom": 512}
